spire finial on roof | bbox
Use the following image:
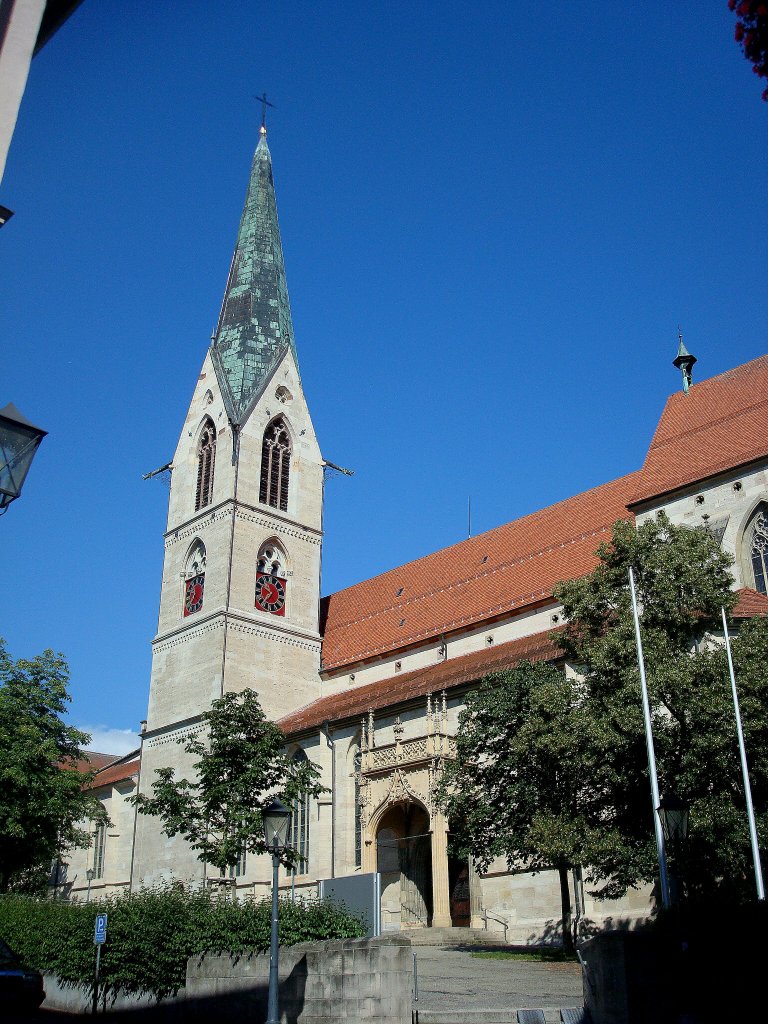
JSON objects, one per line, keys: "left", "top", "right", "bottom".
{"left": 672, "top": 327, "right": 697, "bottom": 395}
{"left": 255, "top": 92, "right": 274, "bottom": 131}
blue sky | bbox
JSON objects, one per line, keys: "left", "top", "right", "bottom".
{"left": 2, "top": 2, "right": 766, "bottom": 754}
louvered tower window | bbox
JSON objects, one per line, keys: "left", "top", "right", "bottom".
{"left": 195, "top": 419, "right": 216, "bottom": 511}
{"left": 259, "top": 418, "right": 291, "bottom": 511}
{"left": 290, "top": 749, "right": 310, "bottom": 872}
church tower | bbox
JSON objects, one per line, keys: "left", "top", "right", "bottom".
{"left": 132, "top": 126, "right": 324, "bottom": 886}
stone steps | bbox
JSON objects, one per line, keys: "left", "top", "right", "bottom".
{"left": 414, "top": 1010, "right": 586, "bottom": 1023}
{"left": 403, "top": 927, "right": 514, "bottom": 947}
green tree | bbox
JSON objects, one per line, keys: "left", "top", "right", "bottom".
{"left": 132, "top": 689, "right": 325, "bottom": 873}
{"left": 556, "top": 512, "right": 768, "bottom": 902}
{"left": 0, "top": 639, "right": 105, "bottom": 893}
{"left": 436, "top": 661, "right": 597, "bottom": 952}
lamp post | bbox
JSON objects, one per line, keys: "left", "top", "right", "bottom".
{"left": 263, "top": 798, "right": 292, "bottom": 1024}
{"left": 657, "top": 790, "right": 689, "bottom": 904}
{"left": 0, "top": 404, "right": 47, "bottom": 514}
{"left": 86, "top": 868, "right": 95, "bottom": 903}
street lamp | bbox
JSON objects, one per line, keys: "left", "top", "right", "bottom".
{"left": 86, "top": 868, "right": 95, "bottom": 903}
{"left": 657, "top": 790, "right": 689, "bottom": 905}
{"left": 657, "top": 790, "right": 689, "bottom": 852}
{"left": 263, "top": 798, "right": 292, "bottom": 1024}
{"left": 0, "top": 403, "right": 47, "bottom": 513}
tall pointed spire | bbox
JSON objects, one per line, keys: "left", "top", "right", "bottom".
{"left": 211, "top": 126, "right": 299, "bottom": 425}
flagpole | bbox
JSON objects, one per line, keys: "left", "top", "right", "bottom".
{"left": 628, "top": 567, "right": 671, "bottom": 909}
{"left": 721, "top": 607, "right": 765, "bottom": 900}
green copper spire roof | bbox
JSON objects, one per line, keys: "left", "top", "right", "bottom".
{"left": 211, "top": 126, "right": 299, "bottom": 424}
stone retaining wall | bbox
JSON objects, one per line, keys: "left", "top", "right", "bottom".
{"left": 42, "top": 934, "right": 413, "bottom": 1022}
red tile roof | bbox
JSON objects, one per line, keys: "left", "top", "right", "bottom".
{"left": 280, "top": 629, "right": 563, "bottom": 735}
{"left": 91, "top": 759, "right": 140, "bottom": 788}
{"left": 65, "top": 751, "right": 120, "bottom": 775}
{"left": 630, "top": 356, "right": 768, "bottom": 506}
{"left": 320, "top": 473, "right": 639, "bottom": 671}
{"left": 733, "top": 587, "right": 768, "bottom": 618}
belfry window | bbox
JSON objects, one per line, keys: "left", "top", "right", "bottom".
{"left": 747, "top": 507, "right": 768, "bottom": 594}
{"left": 259, "top": 418, "right": 291, "bottom": 511}
{"left": 195, "top": 419, "right": 216, "bottom": 511}
{"left": 290, "top": 749, "right": 310, "bottom": 872}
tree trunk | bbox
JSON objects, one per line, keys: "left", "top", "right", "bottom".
{"left": 558, "top": 864, "right": 575, "bottom": 954}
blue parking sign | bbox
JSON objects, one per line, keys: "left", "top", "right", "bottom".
{"left": 94, "top": 913, "right": 108, "bottom": 945}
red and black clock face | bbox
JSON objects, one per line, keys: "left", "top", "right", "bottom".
{"left": 184, "top": 574, "right": 205, "bottom": 616}
{"left": 255, "top": 573, "right": 287, "bottom": 616}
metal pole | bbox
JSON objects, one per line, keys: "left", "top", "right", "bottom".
{"left": 721, "top": 607, "right": 765, "bottom": 900}
{"left": 92, "top": 944, "right": 101, "bottom": 1016}
{"left": 628, "top": 566, "right": 671, "bottom": 909}
{"left": 266, "top": 841, "right": 281, "bottom": 1024}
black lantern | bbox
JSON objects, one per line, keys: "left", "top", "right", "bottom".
{"left": 657, "top": 790, "right": 689, "bottom": 850}
{"left": 262, "top": 798, "right": 291, "bottom": 851}
{"left": 0, "top": 404, "right": 47, "bottom": 512}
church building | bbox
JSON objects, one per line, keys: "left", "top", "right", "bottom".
{"left": 64, "top": 126, "right": 768, "bottom": 942}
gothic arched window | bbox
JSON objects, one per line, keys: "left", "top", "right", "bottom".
{"left": 290, "top": 749, "right": 310, "bottom": 872}
{"left": 256, "top": 541, "right": 285, "bottom": 578}
{"left": 195, "top": 419, "right": 216, "bottom": 511}
{"left": 746, "top": 505, "right": 768, "bottom": 594}
{"left": 259, "top": 418, "right": 291, "bottom": 511}
{"left": 183, "top": 540, "right": 206, "bottom": 617}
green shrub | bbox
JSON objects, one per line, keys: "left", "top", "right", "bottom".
{"left": 0, "top": 886, "right": 365, "bottom": 999}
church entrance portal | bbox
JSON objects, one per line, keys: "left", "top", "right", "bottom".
{"left": 376, "top": 805, "right": 433, "bottom": 929}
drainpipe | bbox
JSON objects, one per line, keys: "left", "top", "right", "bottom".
{"left": 322, "top": 721, "right": 335, "bottom": 877}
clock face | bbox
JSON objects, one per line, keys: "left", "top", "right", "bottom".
{"left": 255, "top": 572, "right": 287, "bottom": 616}
{"left": 184, "top": 574, "right": 205, "bottom": 616}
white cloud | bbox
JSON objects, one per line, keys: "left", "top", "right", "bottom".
{"left": 78, "top": 725, "right": 139, "bottom": 756}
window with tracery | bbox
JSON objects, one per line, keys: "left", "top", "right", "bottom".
{"left": 257, "top": 542, "right": 285, "bottom": 578}
{"left": 290, "top": 750, "right": 310, "bottom": 872}
{"left": 748, "top": 507, "right": 768, "bottom": 594}
{"left": 183, "top": 540, "right": 206, "bottom": 617}
{"left": 259, "top": 418, "right": 291, "bottom": 511}
{"left": 195, "top": 419, "right": 216, "bottom": 511}
{"left": 255, "top": 540, "right": 287, "bottom": 615}
{"left": 92, "top": 822, "right": 106, "bottom": 879}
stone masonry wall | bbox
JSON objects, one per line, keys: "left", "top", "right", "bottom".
{"left": 42, "top": 935, "right": 413, "bottom": 1023}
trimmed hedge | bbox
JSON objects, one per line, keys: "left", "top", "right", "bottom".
{"left": 0, "top": 886, "right": 366, "bottom": 999}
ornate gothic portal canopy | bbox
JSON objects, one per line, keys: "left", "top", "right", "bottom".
{"left": 356, "top": 692, "right": 460, "bottom": 929}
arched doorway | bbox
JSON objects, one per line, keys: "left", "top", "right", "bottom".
{"left": 376, "top": 804, "right": 433, "bottom": 929}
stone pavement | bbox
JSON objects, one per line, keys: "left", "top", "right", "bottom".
{"left": 412, "top": 947, "right": 585, "bottom": 1024}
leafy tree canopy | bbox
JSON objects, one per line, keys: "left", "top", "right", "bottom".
{"left": 132, "top": 689, "right": 325, "bottom": 873}
{"left": 438, "top": 513, "right": 768, "bottom": 925}
{"left": 729, "top": 0, "right": 768, "bottom": 101}
{"left": 556, "top": 513, "right": 767, "bottom": 902}
{"left": 436, "top": 660, "right": 598, "bottom": 951}
{"left": 0, "top": 639, "right": 105, "bottom": 893}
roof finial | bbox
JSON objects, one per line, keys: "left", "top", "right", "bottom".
{"left": 255, "top": 92, "right": 275, "bottom": 133}
{"left": 672, "top": 327, "right": 697, "bottom": 395}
